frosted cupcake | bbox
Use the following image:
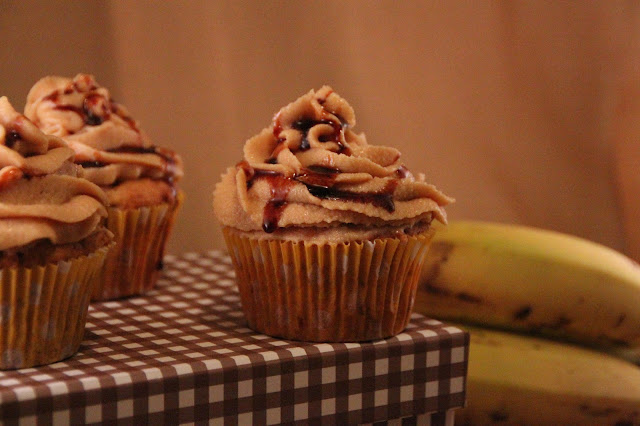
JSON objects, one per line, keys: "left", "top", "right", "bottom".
{"left": 0, "top": 97, "right": 112, "bottom": 369}
{"left": 25, "top": 74, "right": 184, "bottom": 301}
{"left": 213, "top": 86, "right": 453, "bottom": 342}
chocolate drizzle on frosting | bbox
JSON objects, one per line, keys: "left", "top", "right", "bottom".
{"left": 42, "top": 76, "right": 139, "bottom": 133}
{"left": 306, "top": 180, "right": 398, "bottom": 214}
{"left": 0, "top": 96, "right": 109, "bottom": 251}
{"left": 240, "top": 156, "right": 406, "bottom": 233}
{"left": 24, "top": 74, "right": 183, "bottom": 189}
{"left": 5, "top": 130, "right": 21, "bottom": 149}
{"left": 261, "top": 175, "right": 295, "bottom": 233}
{"left": 214, "top": 86, "right": 452, "bottom": 236}
{"left": 246, "top": 89, "right": 373, "bottom": 231}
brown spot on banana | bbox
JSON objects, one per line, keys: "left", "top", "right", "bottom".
{"left": 423, "top": 283, "right": 452, "bottom": 297}
{"left": 596, "top": 334, "right": 632, "bottom": 348}
{"left": 420, "top": 241, "right": 455, "bottom": 286}
{"left": 421, "top": 283, "right": 484, "bottom": 305}
{"left": 547, "top": 315, "right": 572, "bottom": 330}
{"left": 530, "top": 316, "right": 573, "bottom": 332}
{"left": 489, "top": 410, "right": 509, "bottom": 422}
{"left": 579, "top": 404, "right": 618, "bottom": 417}
{"left": 615, "top": 313, "right": 626, "bottom": 328}
{"left": 456, "top": 292, "right": 483, "bottom": 304}
{"left": 513, "top": 305, "right": 532, "bottom": 320}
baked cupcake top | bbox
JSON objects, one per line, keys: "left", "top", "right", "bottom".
{"left": 0, "top": 96, "right": 108, "bottom": 251}
{"left": 214, "top": 86, "right": 453, "bottom": 240}
{"left": 24, "top": 74, "right": 183, "bottom": 209}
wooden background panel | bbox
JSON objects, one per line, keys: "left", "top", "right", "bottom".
{"left": 1, "top": 1, "right": 638, "bottom": 260}
{"left": 0, "top": 2, "right": 117, "bottom": 110}
{"left": 610, "top": 6, "right": 640, "bottom": 262}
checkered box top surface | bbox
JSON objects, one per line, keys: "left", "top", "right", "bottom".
{"left": 0, "top": 251, "right": 468, "bottom": 425}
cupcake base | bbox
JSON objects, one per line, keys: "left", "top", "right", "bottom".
{"left": 0, "top": 244, "right": 111, "bottom": 369}
{"left": 91, "top": 191, "right": 183, "bottom": 301}
{"left": 223, "top": 227, "right": 435, "bottom": 342}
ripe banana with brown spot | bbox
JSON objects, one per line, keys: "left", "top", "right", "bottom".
{"left": 453, "top": 323, "right": 640, "bottom": 426}
{"left": 415, "top": 220, "right": 640, "bottom": 361}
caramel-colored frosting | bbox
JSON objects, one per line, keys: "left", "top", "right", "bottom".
{"left": 24, "top": 74, "right": 183, "bottom": 191}
{"left": 213, "top": 86, "right": 453, "bottom": 237}
{"left": 0, "top": 97, "right": 108, "bottom": 251}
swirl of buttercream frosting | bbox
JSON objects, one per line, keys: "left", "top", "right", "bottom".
{"left": 214, "top": 86, "right": 453, "bottom": 236}
{"left": 0, "top": 96, "right": 108, "bottom": 251}
{"left": 24, "top": 74, "right": 183, "bottom": 187}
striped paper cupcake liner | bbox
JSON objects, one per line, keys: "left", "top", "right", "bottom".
{"left": 0, "top": 244, "right": 111, "bottom": 369}
{"left": 223, "top": 227, "right": 435, "bottom": 342}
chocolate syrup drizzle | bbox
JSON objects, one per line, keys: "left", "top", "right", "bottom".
{"left": 43, "top": 80, "right": 139, "bottom": 132}
{"left": 42, "top": 80, "right": 179, "bottom": 184}
{"left": 4, "top": 130, "right": 21, "bottom": 149}
{"left": 239, "top": 150, "right": 408, "bottom": 233}
{"left": 239, "top": 92, "right": 413, "bottom": 233}
{"left": 3, "top": 116, "right": 28, "bottom": 150}
{"left": 395, "top": 165, "right": 410, "bottom": 179}
{"left": 267, "top": 107, "right": 351, "bottom": 164}
{"left": 78, "top": 161, "right": 105, "bottom": 168}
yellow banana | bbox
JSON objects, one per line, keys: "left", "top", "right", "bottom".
{"left": 416, "top": 220, "right": 640, "bottom": 358}
{"left": 452, "top": 323, "right": 640, "bottom": 426}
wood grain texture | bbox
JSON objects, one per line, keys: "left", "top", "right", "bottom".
{"left": 1, "top": 1, "right": 638, "bottom": 259}
{"left": 610, "top": 5, "right": 640, "bottom": 261}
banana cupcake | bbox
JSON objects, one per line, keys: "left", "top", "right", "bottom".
{"left": 213, "top": 86, "right": 453, "bottom": 342}
{"left": 25, "top": 74, "right": 184, "bottom": 301}
{"left": 0, "top": 97, "right": 112, "bottom": 369}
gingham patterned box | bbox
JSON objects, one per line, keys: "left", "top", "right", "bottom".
{"left": 0, "top": 251, "right": 468, "bottom": 425}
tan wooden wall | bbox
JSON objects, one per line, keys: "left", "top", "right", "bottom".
{"left": 2, "top": 1, "right": 639, "bottom": 261}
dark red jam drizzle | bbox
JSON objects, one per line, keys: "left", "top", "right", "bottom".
{"left": 240, "top": 161, "right": 406, "bottom": 233}
{"left": 4, "top": 118, "right": 34, "bottom": 157}
{"left": 44, "top": 91, "right": 108, "bottom": 126}
{"left": 395, "top": 165, "right": 410, "bottom": 178}
{"left": 79, "top": 161, "right": 105, "bottom": 168}
{"left": 109, "top": 145, "right": 160, "bottom": 155}
{"left": 305, "top": 180, "right": 398, "bottom": 213}
{"left": 4, "top": 130, "right": 21, "bottom": 148}
{"left": 294, "top": 165, "right": 339, "bottom": 189}
{"left": 4, "top": 116, "right": 27, "bottom": 149}
{"left": 290, "top": 118, "right": 317, "bottom": 151}
{"left": 261, "top": 175, "right": 296, "bottom": 233}
{"left": 267, "top": 106, "right": 351, "bottom": 163}
{"left": 42, "top": 79, "right": 171, "bottom": 177}
{"left": 245, "top": 92, "right": 408, "bottom": 233}
{"left": 44, "top": 83, "right": 139, "bottom": 132}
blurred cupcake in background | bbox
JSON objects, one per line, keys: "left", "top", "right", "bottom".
{"left": 25, "top": 74, "right": 184, "bottom": 301}
{"left": 0, "top": 96, "right": 112, "bottom": 368}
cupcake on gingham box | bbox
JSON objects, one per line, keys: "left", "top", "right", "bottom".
{"left": 213, "top": 86, "right": 453, "bottom": 342}
{"left": 0, "top": 97, "right": 113, "bottom": 369}
{"left": 25, "top": 74, "right": 184, "bottom": 301}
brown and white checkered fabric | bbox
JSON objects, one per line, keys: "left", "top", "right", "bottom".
{"left": 0, "top": 251, "right": 468, "bottom": 425}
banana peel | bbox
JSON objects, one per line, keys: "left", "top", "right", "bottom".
{"left": 416, "top": 220, "right": 640, "bottom": 362}
{"left": 451, "top": 323, "right": 640, "bottom": 426}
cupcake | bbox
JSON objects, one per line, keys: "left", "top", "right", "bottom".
{"left": 213, "top": 86, "right": 453, "bottom": 342}
{"left": 0, "top": 97, "right": 112, "bottom": 369}
{"left": 25, "top": 74, "right": 184, "bottom": 301}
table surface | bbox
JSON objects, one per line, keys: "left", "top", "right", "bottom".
{"left": 0, "top": 250, "right": 468, "bottom": 425}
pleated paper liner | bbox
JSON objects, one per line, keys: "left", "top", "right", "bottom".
{"left": 0, "top": 244, "right": 111, "bottom": 370}
{"left": 223, "top": 227, "right": 435, "bottom": 342}
{"left": 91, "top": 191, "right": 184, "bottom": 301}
